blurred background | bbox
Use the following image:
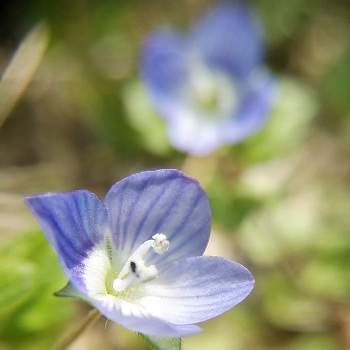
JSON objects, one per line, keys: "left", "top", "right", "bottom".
{"left": 1, "top": 0, "right": 350, "bottom": 349}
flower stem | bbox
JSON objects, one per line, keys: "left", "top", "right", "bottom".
{"left": 54, "top": 308, "right": 101, "bottom": 350}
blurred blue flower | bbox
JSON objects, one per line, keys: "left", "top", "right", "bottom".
{"left": 25, "top": 169, "right": 254, "bottom": 337}
{"left": 142, "top": 3, "right": 277, "bottom": 155}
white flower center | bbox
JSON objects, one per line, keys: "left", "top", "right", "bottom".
{"left": 112, "top": 233, "right": 170, "bottom": 293}
{"left": 185, "top": 56, "right": 238, "bottom": 118}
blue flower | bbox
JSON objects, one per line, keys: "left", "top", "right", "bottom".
{"left": 142, "top": 4, "right": 277, "bottom": 155}
{"left": 25, "top": 170, "right": 254, "bottom": 337}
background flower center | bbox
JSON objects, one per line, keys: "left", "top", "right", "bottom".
{"left": 185, "top": 58, "right": 238, "bottom": 119}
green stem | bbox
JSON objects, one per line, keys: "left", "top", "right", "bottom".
{"left": 54, "top": 309, "right": 101, "bottom": 350}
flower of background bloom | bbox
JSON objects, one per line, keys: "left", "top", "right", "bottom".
{"left": 142, "top": 3, "right": 277, "bottom": 155}
{"left": 25, "top": 169, "right": 254, "bottom": 337}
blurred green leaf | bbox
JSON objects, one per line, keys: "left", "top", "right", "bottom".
{"left": 255, "top": 0, "right": 317, "bottom": 44}
{"left": 140, "top": 334, "right": 181, "bottom": 350}
{"left": 262, "top": 273, "right": 330, "bottom": 331}
{"left": 208, "top": 173, "right": 262, "bottom": 230}
{"left": 288, "top": 334, "right": 339, "bottom": 350}
{"left": 323, "top": 50, "right": 350, "bottom": 117}
{"left": 237, "top": 77, "right": 318, "bottom": 162}
{"left": 0, "top": 231, "right": 73, "bottom": 348}
{"left": 123, "top": 81, "right": 172, "bottom": 156}
{"left": 0, "top": 262, "right": 35, "bottom": 319}
{"left": 54, "top": 281, "right": 88, "bottom": 301}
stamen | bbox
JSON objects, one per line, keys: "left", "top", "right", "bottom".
{"left": 112, "top": 233, "right": 170, "bottom": 293}
{"left": 130, "top": 261, "right": 137, "bottom": 274}
{"left": 113, "top": 277, "right": 131, "bottom": 292}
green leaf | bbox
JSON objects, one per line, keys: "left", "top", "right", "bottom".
{"left": 0, "top": 262, "right": 36, "bottom": 318}
{"left": 123, "top": 81, "right": 172, "bottom": 156}
{"left": 237, "top": 77, "right": 318, "bottom": 162}
{"left": 54, "top": 282, "right": 88, "bottom": 302}
{"left": 0, "top": 231, "right": 73, "bottom": 347}
{"left": 140, "top": 334, "right": 181, "bottom": 350}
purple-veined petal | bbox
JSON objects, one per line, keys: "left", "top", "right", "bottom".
{"left": 142, "top": 29, "right": 189, "bottom": 112}
{"left": 191, "top": 3, "right": 264, "bottom": 79}
{"left": 25, "top": 190, "right": 108, "bottom": 291}
{"left": 91, "top": 296, "right": 202, "bottom": 337}
{"left": 62, "top": 244, "right": 202, "bottom": 336}
{"left": 104, "top": 169, "right": 211, "bottom": 266}
{"left": 136, "top": 256, "right": 254, "bottom": 325}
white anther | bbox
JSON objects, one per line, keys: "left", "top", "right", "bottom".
{"left": 152, "top": 233, "right": 170, "bottom": 254}
{"left": 112, "top": 234, "right": 170, "bottom": 294}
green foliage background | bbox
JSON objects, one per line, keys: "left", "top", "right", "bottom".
{"left": 0, "top": 0, "right": 350, "bottom": 349}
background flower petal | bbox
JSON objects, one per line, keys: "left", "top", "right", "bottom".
{"left": 222, "top": 71, "right": 278, "bottom": 143}
{"left": 25, "top": 190, "right": 108, "bottom": 291}
{"left": 167, "top": 113, "right": 225, "bottom": 155}
{"left": 164, "top": 72, "right": 277, "bottom": 155}
{"left": 104, "top": 169, "right": 211, "bottom": 266}
{"left": 137, "top": 256, "right": 254, "bottom": 325}
{"left": 191, "top": 3, "right": 264, "bottom": 79}
{"left": 142, "top": 29, "right": 189, "bottom": 117}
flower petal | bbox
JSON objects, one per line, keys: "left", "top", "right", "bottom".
{"left": 92, "top": 295, "right": 202, "bottom": 337}
{"left": 142, "top": 29, "right": 189, "bottom": 116}
{"left": 104, "top": 170, "right": 211, "bottom": 265}
{"left": 166, "top": 111, "right": 225, "bottom": 155}
{"left": 164, "top": 71, "right": 277, "bottom": 155}
{"left": 25, "top": 190, "right": 108, "bottom": 291}
{"left": 191, "top": 4, "right": 264, "bottom": 79}
{"left": 222, "top": 71, "right": 278, "bottom": 143}
{"left": 136, "top": 256, "right": 254, "bottom": 325}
